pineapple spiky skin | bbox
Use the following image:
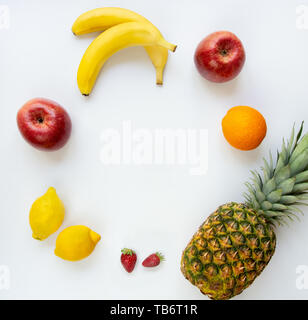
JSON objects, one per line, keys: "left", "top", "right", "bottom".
{"left": 181, "top": 202, "right": 276, "bottom": 300}
{"left": 181, "top": 123, "right": 308, "bottom": 299}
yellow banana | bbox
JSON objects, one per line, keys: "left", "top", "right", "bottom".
{"left": 144, "top": 46, "right": 168, "bottom": 85}
{"left": 72, "top": 7, "right": 170, "bottom": 85}
{"left": 77, "top": 22, "right": 176, "bottom": 96}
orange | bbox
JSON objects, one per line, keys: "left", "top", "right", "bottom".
{"left": 222, "top": 106, "right": 267, "bottom": 151}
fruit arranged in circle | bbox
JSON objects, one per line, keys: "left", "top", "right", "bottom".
{"left": 181, "top": 123, "right": 308, "bottom": 299}
{"left": 29, "top": 187, "right": 65, "bottom": 240}
{"left": 54, "top": 225, "right": 101, "bottom": 261}
{"left": 142, "top": 252, "right": 164, "bottom": 267}
{"left": 72, "top": 7, "right": 169, "bottom": 85}
{"left": 194, "top": 31, "right": 245, "bottom": 83}
{"left": 77, "top": 22, "right": 176, "bottom": 96}
{"left": 222, "top": 106, "right": 267, "bottom": 150}
{"left": 121, "top": 248, "right": 137, "bottom": 273}
{"left": 17, "top": 98, "right": 72, "bottom": 151}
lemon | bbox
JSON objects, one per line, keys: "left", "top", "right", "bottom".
{"left": 54, "top": 225, "right": 101, "bottom": 261}
{"left": 29, "top": 187, "right": 65, "bottom": 240}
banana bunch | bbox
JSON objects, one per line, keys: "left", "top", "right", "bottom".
{"left": 72, "top": 7, "right": 177, "bottom": 96}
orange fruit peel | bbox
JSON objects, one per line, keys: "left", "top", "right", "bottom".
{"left": 222, "top": 106, "right": 267, "bottom": 151}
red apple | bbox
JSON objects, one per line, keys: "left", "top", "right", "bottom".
{"left": 17, "top": 98, "right": 72, "bottom": 151}
{"left": 194, "top": 31, "right": 245, "bottom": 83}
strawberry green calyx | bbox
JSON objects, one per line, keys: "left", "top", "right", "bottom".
{"left": 121, "top": 248, "right": 135, "bottom": 256}
{"left": 156, "top": 252, "right": 165, "bottom": 261}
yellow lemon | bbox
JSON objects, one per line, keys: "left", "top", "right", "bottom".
{"left": 29, "top": 187, "right": 65, "bottom": 240}
{"left": 54, "top": 225, "right": 101, "bottom": 261}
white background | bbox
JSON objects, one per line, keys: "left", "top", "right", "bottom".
{"left": 1, "top": 0, "right": 308, "bottom": 300}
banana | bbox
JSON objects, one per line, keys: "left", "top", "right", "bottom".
{"left": 144, "top": 46, "right": 168, "bottom": 85}
{"left": 77, "top": 22, "right": 176, "bottom": 96}
{"left": 72, "top": 7, "right": 170, "bottom": 85}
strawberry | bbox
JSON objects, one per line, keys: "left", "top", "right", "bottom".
{"left": 142, "top": 252, "right": 164, "bottom": 267}
{"left": 121, "top": 248, "right": 137, "bottom": 273}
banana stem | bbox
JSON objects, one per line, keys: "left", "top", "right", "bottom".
{"left": 158, "top": 39, "right": 177, "bottom": 52}
{"left": 156, "top": 67, "right": 164, "bottom": 85}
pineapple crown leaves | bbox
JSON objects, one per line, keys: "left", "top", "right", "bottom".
{"left": 244, "top": 122, "right": 308, "bottom": 226}
{"left": 121, "top": 248, "right": 135, "bottom": 256}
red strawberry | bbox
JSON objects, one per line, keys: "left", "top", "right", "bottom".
{"left": 121, "top": 248, "right": 137, "bottom": 273}
{"left": 142, "top": 252, "right": 164, "bottom": 267}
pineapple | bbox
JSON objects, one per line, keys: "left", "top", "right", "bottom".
{"left": 181, "top": 123, "right": 308, "bottom": 300}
